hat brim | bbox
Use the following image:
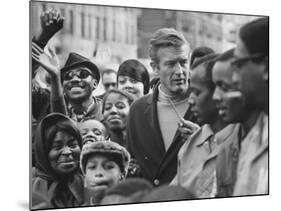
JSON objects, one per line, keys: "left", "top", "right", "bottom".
{"left": 61, "top": 61, "right": 100, "bottom": 83}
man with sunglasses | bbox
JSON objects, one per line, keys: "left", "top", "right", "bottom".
{"left": 61, "top": 52, "right": 103, "bottom": 122}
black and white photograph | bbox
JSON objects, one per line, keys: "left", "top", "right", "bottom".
{"left": 29, "top": 0, "right": 269, "bottom": 210}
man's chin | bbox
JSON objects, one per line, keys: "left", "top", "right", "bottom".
{"left": 171, "top": 87, "right": 188, "bottom": 95}
{"left": 67, "top": 93, "right": 90, "bottom": 102}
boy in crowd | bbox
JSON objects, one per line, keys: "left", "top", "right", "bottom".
{"left": 80, "top": 141, "right": 130, "bottom": 205}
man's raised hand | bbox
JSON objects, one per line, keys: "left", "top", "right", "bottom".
{"left": 32, "top": 42, "right": 61, "bottom": 78}
{"left": 40, "top": 9, "right": 64, "bottom": 36}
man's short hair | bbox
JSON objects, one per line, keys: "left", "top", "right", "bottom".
{"left": 239, "top": 17, "right": 269, "bottom": 56}
{"left": 214, "top": 48, "right": 235, "bottom": 63}
{"left": 190, "top": 46, "right": 215, "bottom": 68}
{"left": 149, "top": 28, "right": 190, "bottom": 63}
{"left": 191, "top": 53, "right": 219, "bottom": 91}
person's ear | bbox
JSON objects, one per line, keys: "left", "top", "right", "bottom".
{"left": 91, "top": 79, "right": 98, "bottom": 90}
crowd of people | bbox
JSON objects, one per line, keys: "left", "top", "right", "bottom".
{"left": 31, "top": 9, "right": 269, "bottom": 209}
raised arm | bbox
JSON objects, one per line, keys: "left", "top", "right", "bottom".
{"left": 32, "top": 42, "right": 67, "bottom": 115}
{"left": 32, "top": 9, "right": 64, "bottom": 78}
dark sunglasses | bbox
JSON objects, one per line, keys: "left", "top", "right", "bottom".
{"left": 63, "top": 69, "right": 93, "bottom": 81}
{"left": 231, "top": 54, "right": 265, "bottom": 68}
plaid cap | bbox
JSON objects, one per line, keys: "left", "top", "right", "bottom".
{"left": 80, "top": 141, "right": 130, "bottom": 175}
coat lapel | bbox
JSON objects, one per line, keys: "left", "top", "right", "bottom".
{"left": 155, "top": 100, "right": 193, "bottom": 179}
{"left": 144, "top": 85, "right": 166, "bottom": 156}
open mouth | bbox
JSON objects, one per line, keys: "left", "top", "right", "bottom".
{"left": 108, "top": 116, "right": 121, "bottom": 122}
{"left": 58, "top": 159, "right": 75, "bottom": 164}
{"left": 217, "top": 107, "right": 227, "bottom": 116}
{"left": 83, "top": 137, "right": 97, "bottom": 144}
{"left": 123, "top": 88, "right": 137, "bottom": 94}
{"left": 90, "top": 181, "right": 110, "bottom": 189}
{"left": 69, "top": 86, "right": 85, "bottom": 91}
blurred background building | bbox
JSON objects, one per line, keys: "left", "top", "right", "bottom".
{"left": 31, "top": 1, "right": 260, "bottom": 94}
{"left": 138, "top": 10, "right": 258, "bottom": 70}
{"left": 31, "top": 1, "right": 141, "bottom": 71}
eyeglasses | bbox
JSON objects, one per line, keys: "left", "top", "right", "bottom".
{"left": 231, "top": 54, "right": 265, "bottom": 68}
{"left": 63, "top": 69, "right": 93, "bottom": 81}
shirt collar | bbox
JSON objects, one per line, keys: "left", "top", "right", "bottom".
{"left": 68, "top": 97, "right": 97, "bottom": 122}
{"left": 195, "top": 124, "right": 215, "bottom": 147}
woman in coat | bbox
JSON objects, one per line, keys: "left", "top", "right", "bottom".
{"left": 32, "top": 113, "right": 84, "bottom": 208}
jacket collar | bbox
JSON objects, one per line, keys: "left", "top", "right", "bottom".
{"left": 195, "top": 124, "right": 214, "bottom": 147}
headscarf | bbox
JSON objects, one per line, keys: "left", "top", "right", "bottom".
{"left": 32, "top": 113, "right": 84, "bottom": 208}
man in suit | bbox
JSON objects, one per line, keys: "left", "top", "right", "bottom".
{"left": 126, "top": 28, "right": 194, "bottom": 186}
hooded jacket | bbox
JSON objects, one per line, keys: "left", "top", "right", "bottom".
{"left": 32, "top": 113, "right": 84, "bottom": 208}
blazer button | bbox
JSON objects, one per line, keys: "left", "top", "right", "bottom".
{"left": 154, "top": 179, "right": 160, "bottom": 186}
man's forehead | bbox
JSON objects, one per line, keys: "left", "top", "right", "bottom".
{"left": 103, "top": 72, "right": 117, "bottom": 79}
{"left": 157, "top": 45, "right": 190, "bottom": 60}
{"left": 191, "top": 65, "right": 207, "bottom": 80}
{"left": 81, "top": 119, "right": 104, "bottom": 129}
{"left": 213, "top": 61, "right": 233, "bottom": 76}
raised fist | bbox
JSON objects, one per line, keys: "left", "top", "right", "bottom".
{"left": 40, "top": 9, "right": 64, "bottom": 35}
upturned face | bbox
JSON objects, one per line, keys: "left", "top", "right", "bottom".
{"left": 153, "top": 45, "right": 190, "bottom": 96}
{"left": 212, "top": 60, "right": 247, "bottom": 123}
{"left": 188, "top": 65, "right": 217, "bottom": 125}
{"left": 103, "top": 93, "right": 130, "bottom": 132}
{"left": 118, "top": 75, "right": 144, "bottom": 99}
{"left": 84, "top": 155, "right": 123, "bottom": 193}
{"left": 63, "top": 66, "right": 97, "bottom": 102}
{"left": 79, "top": 120, "right": 107, "bottom": 145}
{"left": 48, "top": 131, "right": 81, "bottom": 175}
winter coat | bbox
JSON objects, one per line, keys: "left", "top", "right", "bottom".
{"left": 32, "top": 113, "right": 84, "bottom": 208}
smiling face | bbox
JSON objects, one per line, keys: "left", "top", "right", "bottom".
{"left": 79, "top": 120, "right": 107, "bottom": 145}
{"left": 153, "top": 45, "right": 190, "bottom": 96}
{"left": 103, "top": 93, "right": 130, "bottom": 132}
{"left": 48, "top": 131, "right": 81, "bottom": 175}
{"left": 63, "top": 66, "right": 97, "bottom": 102}
{"left": 189, "top": 64, "right": 217, "bottom": 125}
{"left": 84, "top": 154, "right": 123, "bottom": 193}
{"left": 212, "top": 60, "right": 247, "bottom": 123}
{"left": 118, "top": 75, "right": 144, "bottom": 99}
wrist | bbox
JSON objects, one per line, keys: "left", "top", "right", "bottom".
{"left": 35, "top": 30, "right": 55, "bottom": 48}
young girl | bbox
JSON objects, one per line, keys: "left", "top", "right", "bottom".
{"left": 117, "top": 59, "right": 150, "bottom": 99}
{"left": 102, "top": 89, "right": 134, "bottom": 147}
{"left": 80, "top": 141, "right": 130, "bottom": 205}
